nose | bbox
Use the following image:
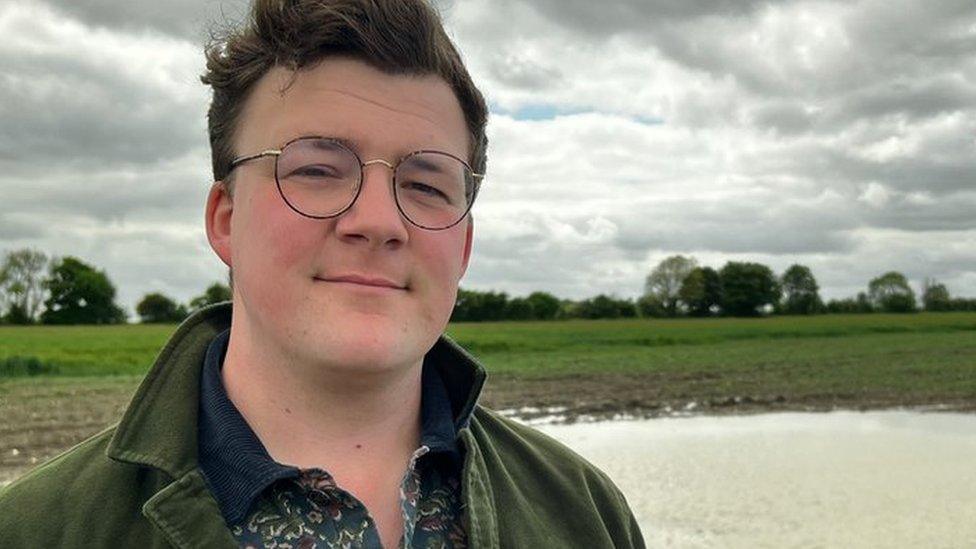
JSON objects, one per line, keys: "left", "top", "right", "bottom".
{"left": 333, "top": 160, "right": 409, "bottom": 249}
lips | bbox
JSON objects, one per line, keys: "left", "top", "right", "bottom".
{"left": 315, "top": 274, "right": 407, "bottom": 290}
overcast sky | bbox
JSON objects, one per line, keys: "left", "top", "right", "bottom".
{"left": 1, "top": 0, "right": 974, "bottom": 313}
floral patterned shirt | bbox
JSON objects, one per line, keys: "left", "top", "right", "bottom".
{"left": 198, "top": 329, "right": 467, "bottom": 548}
{"left": 230, "top": 452, "right": 466, "bottom": 549}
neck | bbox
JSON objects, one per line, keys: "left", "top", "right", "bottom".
{"left": 220, "top": 316, "right": 423, "bottom": 472}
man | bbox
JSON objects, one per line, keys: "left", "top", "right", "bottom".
{"left": 0, "top": 1, "right": 644, "bottom": 547}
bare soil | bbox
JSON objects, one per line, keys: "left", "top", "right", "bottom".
{"left": 0, "top": 379, "right": 136, "bottom": 485}
{"left": 481, "top": 372, "right": 976, "bottom": 420}
{"left": 2, "top": 374, "right": 974, "bottom": 485}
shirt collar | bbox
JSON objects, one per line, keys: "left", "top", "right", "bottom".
{"left": 197, "top": 329, "right": 297, "bottom": 525}
{"left": 420, "top": 352, "right": 459, "bottom": 454}
{"left": 197, "top": 328, "right": 468, "bottom": 525}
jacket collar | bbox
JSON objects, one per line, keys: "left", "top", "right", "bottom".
{"left": 105, "top": 302, "right": 488, "bottom": 479}
{"left": 198, "top": 327, "right": 466, "bottom": 525}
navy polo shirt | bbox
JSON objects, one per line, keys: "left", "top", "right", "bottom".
{"left": 196, "top": 329, "right": 461, "bottom": 526}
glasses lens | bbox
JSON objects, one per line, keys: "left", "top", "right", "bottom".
{"left": 276, "top": 138, "right": 360, "bottom": 217}
{"left": 395, "top": 152, "right": 476, "bottom": 229}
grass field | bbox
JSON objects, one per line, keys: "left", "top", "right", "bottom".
{"left": 2, "top": 313, "right": 975, "bottom": 482}
{"left": 3, "top": 312, "right": 975, "bottom": 377}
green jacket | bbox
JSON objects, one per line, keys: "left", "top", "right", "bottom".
{"left": 0, "top": 304, "right": 645, "bottom": 548}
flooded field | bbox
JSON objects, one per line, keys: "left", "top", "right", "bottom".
{"left": 537, "top": 410, "right": 976, "bottom": 548}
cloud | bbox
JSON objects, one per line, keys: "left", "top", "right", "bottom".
{"left": 859, "top": 182, "right": 891, "bottom": 208}
{"left": 0, "top": 148, "right": 212, "bottom": 223}
{"left": 516, "top": 0, "right": 768, "bottom": 35}
{"left": 37, "top": 0, "right": 250, "bottom": 42}
{"left": 1, "top": 0, "right": 974, "bottom": 313}
{"left": 0, "top": 2, "right": 209, "bottom": 170}
{"left": 0, "top": 213, "right": 49, "bottom": 241}
{"left": 487, "top": 51, "right": 565, "bottom": 91}
{"left": 465, "top": 211, "right": 640, "bottom": 299}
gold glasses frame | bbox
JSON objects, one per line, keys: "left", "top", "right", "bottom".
{"left": 227, "top": 136, "right": 484, "bottom": 230}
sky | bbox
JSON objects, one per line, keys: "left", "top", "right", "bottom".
{"left": 1, "top": 0, "right": 974, "bottom": 314}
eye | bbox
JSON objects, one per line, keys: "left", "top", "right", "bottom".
{"left": 289, "top": 164, "right": 344, "bottom": 179}
{"left": 402, "top": 181, "right": 451, "bottom": 203}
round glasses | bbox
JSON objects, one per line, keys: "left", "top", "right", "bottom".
{"left": 227, "top": 136, "right": 483, "bottom": 230}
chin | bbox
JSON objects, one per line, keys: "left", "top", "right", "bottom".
{"left": 260, "top": 290, "right": 450, "bottom": 372}
{"left": 305, "top": 323, "right": 430, "bottom": 372}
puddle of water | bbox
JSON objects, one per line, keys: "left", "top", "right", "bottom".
{"left": 535, "top": 411, "right": 976, "bottom": 548}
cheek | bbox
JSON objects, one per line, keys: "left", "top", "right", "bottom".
{"left": 415, "top": 230, "right": 467, "bottom": 307}
{"left": 232, "top": 188, "right": 320, "bottom": 287}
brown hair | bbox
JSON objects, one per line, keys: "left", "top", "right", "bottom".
{"left": 201, "top": 0, "right": 489, "bottom": 185}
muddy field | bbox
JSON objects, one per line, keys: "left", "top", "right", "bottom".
{"left": 4, "top": 372, "right": 975, "bottom": 485}
{"left": 1, "top": 378, "right": 135, "bottom": 484}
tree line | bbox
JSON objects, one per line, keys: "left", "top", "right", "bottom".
{"left": 639, "top": 255, "right": 975, "bottom": 318}
{"left": 0, "top": 249, "right": 230, "bottom": 325}
{"left": 452, "top": 255, "right": 976, "bottom": 322}
{"left": 2, "top": 248, "right": 974, "bottom": 324}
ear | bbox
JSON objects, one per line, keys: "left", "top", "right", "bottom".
{"left": 205, "top": 181, "right": 234, "bottom": 268}
{"left": 458, "top": 216, "right": 474, "bottom": 280}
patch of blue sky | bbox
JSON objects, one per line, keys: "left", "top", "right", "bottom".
{"left": 499, "top": 103, "right": 586, "bottom": 120}
{"left": 490, "top": 102, "right": 664, "bottom": 125}
{"left": 633, "top": 115, "right": 665, "bottom": 125}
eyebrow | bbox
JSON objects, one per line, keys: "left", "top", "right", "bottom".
{"left": 294, "top": 134, "right": 456, "bottom": 168}
{"left": 405, "top": 155, "right": 448, "bottom": 174}
{"left": 303, "top": 135, "right": 365, "bottom": 153}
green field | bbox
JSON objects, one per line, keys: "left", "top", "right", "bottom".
{"left": 3, "top": 312, "right": 975, "bottom": 377}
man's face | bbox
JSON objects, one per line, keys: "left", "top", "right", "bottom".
{"left": 206, "top": 58, "right": 474, "bottom": 374}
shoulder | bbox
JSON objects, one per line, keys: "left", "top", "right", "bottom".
{"left": 0, "top": 426, "right": 161, "bottom": 543}
{"left": 469, "top": 406, "right": 619, "bottom": 491}
{"left": 467, "top": 407, "right": 644, "bottom": 547}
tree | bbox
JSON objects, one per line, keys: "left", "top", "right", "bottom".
{"left": 636, "top": 294, "right": 666, "bottom": 318}
{"left": 525, "top": 291, "right": 560, "bottom": 320}
{"left": 557, "top": 299, "right": 581, "bottom": 319}
{"left": 617, "top": 298, "right": 638, "bottom": 318}
{"left": 826, "top": 292, "right": 876, "bottom": 314}
{"left": 451, "top": 289, "right": 509, "bottom": 321}
{"left": 644, "top": 255, "right": 698, "bottom": 317}
{"left": 189, "top": 282, "right": 233, "bottom": 311}
{"left": 868, "top": 271, "right": 917, "bottom": 313}
{"left": 136, "top": 293, "right": 188, "bottom": 323}
{"left": 678, "top": 266, "right": 723, "bottom": 316}
{"left": 825, "top": 292, "right": 874, "bottom": 314}
{"left": 577, "top": 295, "right": 635, "bottom": 319}
{"left": 40, "top": 257, "right": 127, "bottom": 324}
{"left": 855, "top": 291, "right": 874, "bottom": 313}
{"left": 780, "top": 264, "right": 823, "bottom": 315}
{"left": 826, "top": 298, "right": 856, "bottom": 314}
{"left": 922, "top": 278, "right": 951, "bottom": 312}
{"left": 2, "top": 303, "right": 32, "bottom": 325}
{"left": 0, "top": 248, "right": 49, "bottom": 324}
{"left": 719, "top": 262, "right": 781, "bottom": 317}
{"left": 577, "top": 295, "right": 618, "bottom": 319}
{"left": 504, "top": 297, "right": 534, "bottom": 320}
{"left": 948, "top": 298, "right": 976, "bottom": 311}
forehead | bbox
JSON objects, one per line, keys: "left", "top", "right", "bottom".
{"left": 237, "top": 58, "right": 469, "bottom": 159}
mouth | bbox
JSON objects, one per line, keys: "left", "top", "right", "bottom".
{"left": 314, "top": 274, "right": 408, "bottom": 291}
